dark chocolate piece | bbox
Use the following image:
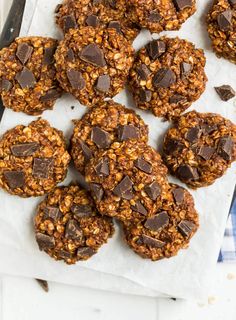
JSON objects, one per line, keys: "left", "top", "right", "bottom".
{"left": 140, "top": 89, "right": 152, "bottom": 102}
{"left": 113, "top": 175, "right": 133, "bottom": 200}
{"left": 63, "top": 15, "right": 77, "bottom": 32}
{"left": 177, "top": 164, "right": 199, "bottom": 181}
{"left": 32, "top": 158, "right": 54, "bottom": 179}
{"left": 148, "top": 11, "right": 161, "bottom": 22}
{"left": 146, "top": 40, "right": 166, "bottom": 60}
{"left": 108, "top": 21, "right": 122, "bottom": 34}
{"left": 185, "top": 126, "right": 201, "bottom": 143}
{"left": 36, "top": 233, "right": 55, "bottom": 250}
{"left": 40, "top": 89, "right": 61, "bottom": 102}
{"left": 96, "top": 75, "right": 110, "bottom": 92}
{"left": 90, "top": 183, "right": 104, "bottom": 201}
{"left": 15, "top": 67, "right": 36, "bottom": 89}
{"left": 80, "top": 43, "right": 106, "bottom": 67}
{"left": 137, "top": 64, "right": 151, "bottom": 80}
{"left": 10, "top": 142, "right": 39, "bottom": 157}
{"left": 95, "top": 157, "right": 110, "bottom": 177}
{"left": 44, "top": 206, "right": 61, "bottom": 220}
{"left": 144, "top": 181, "right": 161, "bottom": 200}
{"left": 165, "top": 139, "right": 184, "bottom": 154}
{"left": 117, "top": 125, "right": 139, "bottom": 141}
{"left": 169, "top": 94, "right": 186, "bottom": 104}
{"left": 0, "top": 79, "right": 12, "bottom": 92}
{"left": 43, "top": 46, "right": 56, "bottom": 65}
{"left": 67, "top": 48, "right": 75, "bottom": 61}
{"left": 79, "top": 139, "right": 93, "bottom": 160}
{"left": 131, "top": 200, "right": 148, "bottom": 216}
{"left": 178, "top": 220, "right": 196, "bottom": 237}
{"left": 217, "top": 136, "right": 233, "bottom": 160}
{"left": 153, "top": 68, "right": 176, "bottom": 88}
{"left": 173, "top": 0, "right": 193, "bottom": 11}
{"left": 134, "top": 156, "right": 152, "bottom": 174}
{"left": 172, "top": 187, "right": 185, "bottom": 204}
{"left": 67, "top": 69, "right": 86, "bottom": 90}
{"left": 181, "top": 62, "right": 192, "bottom": 77}
{"left": 71, "top": 204, "right": 93, "bottom": 218}
{"left": 91, "top": 127, "right": 111, "bottom": 148}
{"left": 198, "top": 146, "right": 215, "bottom": 160}
{"left": 86, "top": 15, "right": 99, "bottom": 27}
{"left": 65, "top": 219, "right": 83, "bottom": 241}
{"left": 77, "top": 247, "right": 95, "bottom": 258}
{"left": 215, "top": 85, "right": 236, "bottom": 101}
{"left": 36, "top": 279, "right": 49, "bottom": 293}
{"left": 141, "top": 235, "right": 165, "bottom": 248}
{"left": 144, "top": 212, "right": 169, "bottom": 232}
{"left": 3, "top": 171, "right": 25, "bottom": 189}
{"left": 217, "top": 9, "right": 232, "bottom": 31}
{"left": 16, "top": 42, "right": 33, "bottom": 65}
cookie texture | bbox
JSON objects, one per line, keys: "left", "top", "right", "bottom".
{"left": 85, "top": 140, "right": 169, "bottom": 222}
{"left": 163, "top": 111, "right": 236, "bottom": 188}
{"left": 127, "top": 0, "right": 196, "bottom": 33}
{"left": 70, "top": 100, "right": 149, "bottom": 174}
{"left": 55, "top": 0, "right": 140, "bottom": 42}
{"left": 128, "top": 37, "right": 207, "bottom": 120}
{"left": 207, "top": 0, "right": 236, "bottom": 64}
{"left": 0, "top": 37, "right": 62, "bottom": 115}
{"left": 35, "top": 185, "right": 114, "bottom": 264}
{"left": 123, "top": 184, "right": 199, "bottom": 261}
{"left": 55, "top": 26, "right": 134, "bottom": 107}
{"left": 0, "top": 119, "right": 71, "bottom": 197}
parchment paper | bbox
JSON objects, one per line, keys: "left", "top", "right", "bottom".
{"left": 0, "top": 0, "right": 235, "bottom": 300}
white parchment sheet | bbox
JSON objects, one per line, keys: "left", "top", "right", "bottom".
{"left": 0, "top": 0, "right": 235, "bottom": 300}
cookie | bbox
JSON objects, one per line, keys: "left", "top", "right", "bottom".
{"left": 0, "top": 37, "right": 62, "bottom": 115}
{"left": 122, "top": 184, "right": 199, "bottom": 261}
{"left": 0, "top": 119, "right": 71, "bottom": 197}
{"left": 70, "top": 100, "right": 149, "bottom": 174}
{"left": 55, "top": 0, "right": 140, "bottom": 42}
{"left": 162, "top": 111, "right": 236, "bottom": 188}
{"left": 128, "top": 37, "right": 207, "bottom": 119}
{"left": 85, "top": 140, "right": 169, "bottom": 222}
{"left": 55, "top": 26, "right": 134, "bottom": 107}
{"left": 34, "top": 185, "right": 114, "bottom": 264}
{"left": 207, "top": 0, "right": 236, "bottom": 64}
{"left": 127, "top": 0, "right": 196, "bottom": 33}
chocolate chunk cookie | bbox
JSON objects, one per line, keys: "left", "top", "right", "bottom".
{"left": 126, "top": 0, "right": 196, "bottom": 33}
{"left": 122, "top": 184, "right": 199, "bottom": 260}
{"left": 34, "top": 185, "right": 114, "bottom": 264}
{"left": 128, "top": 37, "right": 207, "bottom": 120}
{"left": 85, "top": 140, "right": 169, "bottom": 222}
{"left": 55, "top": 0, "right": 140, "bottom": 42}
{"left": 163, "top": 111, "right": 236, "bottom": 188}
{"left": 0, "top": 119, "right": 71, "bottom": 197}
{"left": 70, "top": 100, "right": 149, "bottom": 174}
{"left": 55, "top": 26, "right": 134, "bottom": 107}
{"left": 207, "top": 0, "right": 236, "bottom": 64}
{"left": 0, "top": 37, "right": 62, "bottom": 115}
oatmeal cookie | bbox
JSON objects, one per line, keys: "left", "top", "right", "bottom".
{"left": 70, "top": 100, "right": 149, "bottom": 174}
{"left": 0, "top": 37, "right": 62, "bottom": 115}
{"left": 0, "top": 119, "right": 71, "bottom": 197}
{"left": 85, "top": 140, "right": 169, "bottom": 222}
{"left": 35, "top": 185, "right": 114, "bottom": 264}
{"left": 55, "top": 26, "right": 134, "bottom": 107}
{"left": 122, "top": 184, "right": 199, "bottom": 261}
{"left": 128, "top": 37, "right": 207, "bottom": 120}
{"left": 163, "top": 111, "right": 236, "bottom": 188}
{"left": 207, "top": 0, "right": 236, "bottom": 64}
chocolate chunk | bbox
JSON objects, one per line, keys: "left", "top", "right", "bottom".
{"left": 58, "top": 250, "right": 72, "bottom": 260}
{"left": 33, "top": 158, "right": 54, "bottom": 179}
{"left": 0, "top": 79, "right": 12, "bottom": 92}
{"left": 141, "top": 235, "right": 165, "bottom": 248}
{"left": 43, "top": 46, "right": 56, "bottom": 65}
{"left": 79, "top": 139, "right": 93, "bottom": 160}
{"left": 165, "top": 139, "right": 184, "bottom": 154}
{"left": 3, "top": 171, "right": 25, "bottom": 189}
{"left": 144, "top": 181, "right": 161, "bottom": 200}
{"left": 15, "top": 67, "right": 36, "bottom": 89}
{"left": 201, "top": 123, "right": 218, "bottom": 134}
{"left": 90, "top": 183, "right": 104, "bottom": 201}
{"left": 95, "top": 157, "right": 110, "bottom": 177}
{"left": 153, "top": 68, "right": 176, "bottom": 88}
{"left": 177, "top": 165, "right": 199, "bottom": 181}
{"left": 71, "top": 204, "right": 93, "bottom": 218}
{"left": 131, "top": 200, "right": 147, "bottom": 216}
{"left": 113, "top": 176, "right": 133, "bottom": 200}
{"left": 108, "top": 21, "right": 122, "bottom": 34}
{"left": 40, "top": 89, "right": 61, "bottom": 102}
{"left": 173, "top": 0, "right": 193, "bottom": 11}
{"left": 172, "top": 187, "right": 185, "bottom": 204}
{"left": 86, "top": 15, "right": 99, "bottom": 27}
{"left": 215, "top": 85, "right": 236, "bottom": 101}
{"left": 178, "top": 220, "right": 196, "bottom": 237}
{"left": 148, "top": 11, "right": 161, "bottom": 22}
{"left": 80, "top": 43, "right": 106, "bottom": 67}
{"left": 198, "top": 146, "right": 215, "bottom": 160}
{"left": 16, "top": 42, "right": 33, "bottom": 65}
{"left": 67, "top": 69, "right": 86, "bottom": 90}
{"left": 106, "top": 0, "right": 116, "bottom": 8}
{"left": 77, "top": 247, "right": 95, "bottom": 258}
{"left": 140, "top": 89, "right": 152, "bottom": 102}
{"left": 44, "top": 206, "right": 61, "bottom": 220}
{"left": 65, "top": 219, "right": 83, "bottom": 241}
{"left": 117, "top": 125, "right": 139, "bottom": 141}
{"left": 146, "top": 40, "right": 166, "bottom": 60}
{"left": 185, "top": 126, "right": 201, "bottom": 143}
{"left": 181, "top": 62, "right": 192, "bottom": 77}
{"left": 63, "top": 15, "right": 77, "bottom": 32}
{"left": 36, "top": 233, "right": 55, "bottom": 250}
{"left": 217, "top": 10, "right": 232, "bottom": 31}
{"left": 217, "top": 136, "right": 233, "bottom": 160}
{"left": 169, "top": 94, "right": 186, "bottom": 104}
{"left": 137, "top": 64, "right": 151, "bottom": 80}
{"left": 96, "top": 75, "right": 110, "bottom": 92}
{"left": 144, "top": 212, "right": 169, "bottom": 231}
{"left": 67, "top": 48, "right": 75, "bottom": 61}
{"left": 91, "top": 127, "right": 111, "bottom": 148}
{"left": 11, "top": 142, "right": 40, "bottom": 157}
{"left": 134, "top": 156, "right": 152, "bottom": 174}
{"left": 36, "top": 279, "right": 49, "bottom": 293}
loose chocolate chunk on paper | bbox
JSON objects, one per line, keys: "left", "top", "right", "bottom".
{"left": 169, "top": 94, "right": 186, "bottom": 104}
{"left": 215, "top": 85, "right": 236, "bottom": 101}
{"left": 91, "top": 127, "right": 111, "bottom": 148}
{"left": 86, "top": 15, "right": 99, "bottom": 27}
{"left": 140, "top": 89, "right": 152, "bottom": 102}
{"left": 178, "top": 220, "right": 196, "bottom": 237}
{"left": 144, "top": 181, "right": 161, "bottom": 200}
{"left": 67, "top": 48, "right": 75, "bottom": 61}
{"left": 3, "top": 171, "right": 25, "bottom": 189}
{"left": 80, "top": 43, "right": 106, "bottom": 67}
{"left": 65, "top": 219, "right": 83, "bottom": 241}
{"left": 113, "top": 176, "right": 133, "bottom": 200}
{"left": 77, "top": 247, "right": 95, "bottom": 258}
{"left": 43, "top": 46, "right": 56, "bottom": 65}
{"left": 79, "top": 139, "right": 93, "bottom": 160}
{"left": 148, "top": 11, "right": 161, "bottom": 22}
{"left": 90, "top": 183, "right": 104, "bottom": 201}
{"left": 15, "top": 67, "right": 36, "bottom": 89}
{"left": 36, "top": 233, "right": 55, "bottom": 250}
{"left": 144, "top": 212, "right": 169, "bottom": 232}
{"left": 71, "top": 204, "right": 93, "bottom": 218}
{"left": 131, "top": 200, "right": 148, "bottom": 216}
{"left": 33, "top": 158, "right": 54, "bottom": 179}
{"left": 146, "top": 40, "right": 166, "bottom": 60}
{"left": 134, "top": 156, "right": 152, "bottom": 174}
{"left": 172, "top": 187, "right": 185, "bottom": 204}
{"left": 165, "top": 139, "right": 184, "bottom": 154}
{"left": 117, "top": 125, "right": 139, "bottom": 141}
{"left": 108, "top": 21, "right": 122, "bottom": 33}
{"left": 198, "top": 146, "right": 215, "bottom": 160}
{"left": 16, "top": 42, "right": 33, "bottom": 65}
{"left": 173, "top": 0, "right": 193, "bottom": 11}
{"left": 67, "top": 69, "right": 86, "bottom": 90}
{"left": 181, "top": 62, "right": 192, "bottom": 77}
{"left": 95, "top": 157, "right": 110, "bottom": 177}
{"left": 217, "top": 10, "right": 232, "bottom": 31}
{"left": 185, "top": 126, "right": 201, "bottom": 143}
{"left": 177, "top": 164, "right": 199, "bottom": 181}
{"left": 36, "top": 279, "right": 49, "bottom": 293}
{"left": 63, "top": 15, "right": 77, "bottom": 32}
{"left": 137, "top": 64, "right": 151, "bottom": 80}
{"left": 96, "top": 74, "right": 110, "bottom": 92}
{"left": 153, "top": 68, "right": 176, "bottom": 88}
{"left": 0, "top": 79, "right": 12, "bottom": 92}
{"left": 11, "top": 142, "right": 39, "bottom": 157}
{"left": 141, "top": 234, "right": 165, "bottom": 248}
{"left": 217, "top": 136, "right": 233, "bottom": 160}
{"left": 44, "top": 206, "right": 61, "bottom": 220}
{"left": 40, "top": 89, "right": 61, "bottom": 102}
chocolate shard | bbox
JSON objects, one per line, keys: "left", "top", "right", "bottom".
{"left": 144, "top": 181, "right": 161, "bottom": 200}
{"left": 58, "top": 250, "right": 72, "bottom": 260}
{"left": 43, "top": 46, "right": 56, "bottom": 65}
{"left": 198, "top": 146, "right": 215, "bottom": 160}
{"left": 95, "top": 157, "right": 110, "bottom": 177}
{"left": 65, "top": 219, "right": 83, "bottom": 241}
{"left": 148, "top": 11, "right": 161, "bottom": 22}
{"left": 91, "top": 127, "right": 111, "bottom": 148}
{"left": 201, "top": 123, "right": 218, "bottom": 134}
{"left": 36, "top": 233, "right": 55, "bottom": 250}
{"left": 108, "top": 21, "right": 122, "bottom": 34}
{"left": 177, "top": 164, "right": 199, "bottom": 181}
{"left": 36, "top": 279, "right": 49, "bottom": 293}
{"left": 144, "top": 212, "right": 169, "bottom": 232}
{"left": 185, "top": 126, "right": 201, "bottom": 143}
{"left": 215, "top": 85, "right": 236, "bottom": 101}
{"left": 90, "top": 183, "right": 104, "bottom": 201}
{"left": 141, "top": 234, "right": 165, "bottom": 248}
{"left": 172, "top": 187, "right": 185, "bottom": 204}
{"left": 113, "top": 176, "right": 134, "bottom": 200}
{"left": 173, "top": 0, "right": 193, "bottom": 11}
{"left": 96, "top": 74, "right": 110, "bottom": 93}
{"left": 32, "top": 158, "right": 54, "bottom": 179}
{"left": 146, "top": 40, "right": 166, "bottom": 60}
{"left": 44, "top": 206, "right": 61, "bottom": 220}
{"left": 131, "top": 200, "right": 148, "bottom": 216}
{"left": 140, "top": 89, "right": 152, "bottom": 102}
{"left": 153, "top": 68, "right": 176, "bottom": 88}
{"left": 3, "top": 171, "right": 25, "bottom": 189}
{"left": 15, "top": 67, "right": 36, "bottom": 89}
{"left": 63, "top": 15, "right": 77, "bottom": 32}
{"left": 217, "top": 9, "right": 232, "bottom": 31}
{"left": 137, "top": 64, "right": 151, "bottom": 80}
{"left": 80, "top": 43, "right": 106, "bottom": 67}
{"left": 169, "top": 94, "right": 186, "bottom": 104}
{"left": 10, "top": 142, "right": 39, "bottom": 157}
{"left": 217, "top": 136, "right": 233, "bottom": 161}
{"left": 134, "top": 156, "right": 152, "bottom": 174}
{"left": 181, "top": 62, "right": 192, "bottom": 77}
{"left": 178, "top": 220, "right": 196, "bottom": 237}
{"left": 16, "top": 42, "right": 33, "bottom": 65}
{"left": 71, "top": 204, "right": 93, "bottom": 218}
{"left": 86, "top": 14, "right": 99, "bottom": 27}
{"left": 77, "top": 247, "right": 95, "bottom": 258}
{"left": 0, "top": 79, "right": 12, "bottom": 92}
{"left": 67, "top": 48, "right": 75, "bottom": 61}
{"left": 79, "top": 139, "right": 93, "bottom": 160}
{"left": 117, "top": 125, "right": 139, "bottom": 141}
{"left": 40, "top": 89, "right": 61, "bottom": 102}
{"left": 67, "top": 69, "right": 86, "bottom": 90}
{"left": 164, "top": 139, "right": 184, "bottom": 154}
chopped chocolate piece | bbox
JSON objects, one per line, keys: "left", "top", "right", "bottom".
{"left": 177, "top": 164, "right": 199, "bottom": 181}
{"left": 173, "top": 0, "right": 193, "bottom": 11}
{"left": 79, "top": 139, "right": 93, "bottom": 160}
{"left": 165, "top": 139, "right": 184, "bottom": 154}
{"left": 16, "top": 42, "right": 33, "bottom": 65}
{"left": 181, "top": 62, "right": 192, "bottom": 77}
{"left": 10, "top": 142, "right": 40, "bottom": 157}
{"left": 201, "top": 123, "right": 218, "bottom": 134}
{"left": 0, "top": 79, "right": 12, "bottom": 92}
{"left": 67, "top": 69, "right": 86, "bottom": 90}
{"left": 96, "top": 74, "right": 110, "bottom": 92}
{"left": 86, "top": 15, "right": 99, "bottom": 27}
{"left": 67, "top": 48, "right": 75, "bottom": 61}
{"left": 33, "top": 158, "right": 54, "bottom": 179}
{"left": 144, "top": 181, "right": 161, "bottom": 200}
{"left": 113, "top": 175, "right": 133, "bottom": 200}
{"left": 217, "top": 9, "right": 232, "bottom": 31}
{"left": 140, "top": 89, "right": 152, "bottom": 102}
{"left": 71, "top": 204, "right": 93, "bottom": 218}
{"left": 185, "top": 126, "right": 201, "bottom": 143}
{"left": 90, "top": 183, "right": 104, "bottom": 201}
{"left": 3, "top": 171, "right": 25, "bottom": 189}
{"left": 217, "top": 136, "right": 233, "bottom": 160}
{"left": 137, "top": 64, "right": 151, "bottom": 80}
{"left": 198, "top": 146, "right": 215, "bottom": 160}
{"left": 106, "top": 0, "right": 116, "bottom": 8}
{"left": 178, "top": 220, "right": 195, "bottom": 237}
{"left": 215, "top": 85, "right": 236, "bottom": 101}
{"left": 91, "top": 127, "right": 111, "bottom": 148}
{"left": 141, "top": 235, "right": 165, "bottom": 248}
{"left": 58, "top": 250, "right": 72, "bottom": 259}
{"left": 172, "top": 187, "right": 185, "bottom": 204}
{"left": 65, "top": 219, "right": 83, "bottom": 241}
{"left": 36, "top": 233, "right": 55, "bottom": 250}
{"left": 43, "top": 46, "right": 56, "bottom": 65}
{"left": 153, "top": 68, "right": 176, "bottom": 88}
{"left": 40, "top": 89, "right": 61, "bottom": 102}
{"left": 148, "top": 11, "right": 161, "bottom": 22}
{"left": 80, "top": 43, "right": 106, "bottom": 67}
{"left": 169, "top": 94, "right": 186, "bottom": 104}
{"left": 44, "top": 206, "right": 61, "bottom": 220}
{"left": 15, "top": 67, "right": 36, "bottom": 89}
{"left": 77, "top": 247, "right": 95, "bottom": 258}
{"left": 131, "top": 200, "right": 148, "bottom": 216}
{"left": 146, "top": 40, "right": 166, "bottom": 60}
{"left": 117, "top": 125, "right": 139, "bottom": 141}
{"left": 95, "top": 157, "right": 110, "bottom": 177}
{"left": 108, "top": 21, "right": 122, "bottom": 34}
{"left": 63, "top": 15, "right": 77, "bottom": 32}
{"left": 134, "top": 156, "right": 152, "bottom": 174}
{"left": 36, "top": 279, "right": 49, "bottom": 293}
{"left": 144, "top": 212, "right": 169, "bottom": 231}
